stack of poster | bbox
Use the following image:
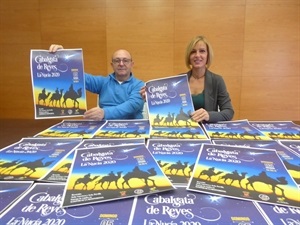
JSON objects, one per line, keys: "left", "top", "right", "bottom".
{"left": 202, "top": 119, "right": 271, "bottom": 140}
{"left": 1, "top": 183, "right": 282, "bottom": 224}
{"left": 250, "top": 121, "right": 300, "bottom": 140}
{"left": 147, "top": 139, "right": 211, "bottom": 185}
{"left": 1, "top": 124, "right": 300, "bottom": 222}
{"left": 34, "top": 119, "right": 106, "bottom": 138}
{"left": 145, "top": 74, "right": 208, "bottom": 139}
{"left": 30, "top": 49, "right": 87, "bottom": 119}
{"left": 61, "top": 143, "right": 174, "bottom": 208}
{"left": 93, "top": 119, "right": 150, "bottom": 139}
{"left": 187, "top": 144, "right": 300, "bottom": 208}
{"left": 0, "top": 137, "right": 81, "bottom": 181}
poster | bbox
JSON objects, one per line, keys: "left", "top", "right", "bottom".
{"left": 30, "top": 49, "right": 87, "bottom": 119}
{"left": 254, "top": 202, "right": 300, "bottom": 225}
{"left": 145, "top": 74, "right": 207, "bottom": 139}
{"left": 0, "top": 137, "right": 81, "bottom": 181}
{"left": 93, "top": 119, "right": 150, "bottom": 139}
{"left": 34, "top": 119, "right": 106, "bottom": 139}
{"left": 130, "top": 185, "right": 269, "bottom": 225}
{"left": 212, "top": 139, "right": 300, "bottom": 185}
{"left": 187, "top": 144, "right": 300, "bottom": 208}
{"left": 62, "top": 143, "right": 174, "bottom": 208}
{"left": 250, "top": 121, "right": 300, "bottom": 140}
{"left": 0, "top": 181, "right": 33, "bottom": 216}
{"left": 278, "top": 140, "right": 300, "bottom": 157}
{"left": 76, "top": 138, "right": 145, "bottom": 149}
{"left": 202, "top": 119, "right": 271, "bottom": 140}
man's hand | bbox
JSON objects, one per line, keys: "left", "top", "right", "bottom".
{"left": 49, "top": 44, "right": 64, "bottom": 52}
{"left": 139, "top": 86, "right": 146, "bottom": 101}
{"left": 83, "top": 107, "right": 105, "bottom": 121}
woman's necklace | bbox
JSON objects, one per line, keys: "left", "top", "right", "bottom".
{"left": 192, "top": 73, "right": 205, "bottom": 80}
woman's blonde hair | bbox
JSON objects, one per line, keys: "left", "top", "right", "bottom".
{"left": 185, "top": 35, "right": 214, "bottom": 69}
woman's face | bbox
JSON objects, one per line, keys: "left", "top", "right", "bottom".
{"left": 189, "top": 41, "right": 208, "bottom": 69}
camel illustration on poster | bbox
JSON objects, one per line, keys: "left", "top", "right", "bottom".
{"left": 250, "top": 121, "right": 300, "bottom": 140}
{"left": 147, "top": 139, "right": 211, "bottom": 185}
{"left": 187, "top": 144, "right": 300, "bottom": 208}
{"left": 212, "top": 139, "right": 300, "bottom": 186}
{"left": 61, "top": 143, "right": 174, "bottom": 208}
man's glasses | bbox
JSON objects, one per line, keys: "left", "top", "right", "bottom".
{"left": 112, "top": 58, "right": 132, "bottom": 65}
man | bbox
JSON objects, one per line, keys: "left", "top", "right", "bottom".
{"left": 49, "top": 45, "right": 145, "bottom": 120}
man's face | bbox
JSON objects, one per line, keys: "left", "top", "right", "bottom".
{"left": 111, "top": 50, "right": 134, "bottom": 81}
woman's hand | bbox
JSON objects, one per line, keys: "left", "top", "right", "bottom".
{"left": 190, "top": 108, "right": 209, "bottom": 122}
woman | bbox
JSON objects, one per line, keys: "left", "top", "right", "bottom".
{"left": 140, "top": 35, "right": 234, "bottom": 123}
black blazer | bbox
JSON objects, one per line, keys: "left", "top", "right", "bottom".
{"left": 187, "top": 70, "right": 234, "bottom": 123}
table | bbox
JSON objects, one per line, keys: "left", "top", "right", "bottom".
{"left": 0, "top": 119, "right": 62, "bottom": 149}
{"left": 0, "top": 119, "right": 299, "bottom": 224}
